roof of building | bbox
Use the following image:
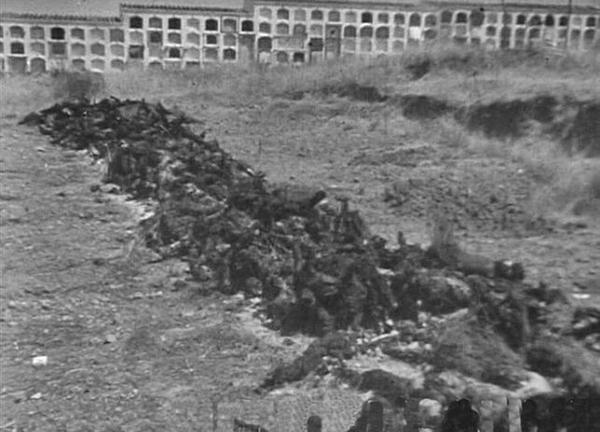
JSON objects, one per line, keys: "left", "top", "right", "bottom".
{"left": 0, "top": 0, "right": 247, "bottom": 19}
{"left": 1, "top": 0, "right": 598, "bottom": 20}
{"left": 255, "top": 0, "right": 600, "bottom": 9}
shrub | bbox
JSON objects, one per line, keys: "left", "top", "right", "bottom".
{"left": 52, "top": 70, "right": 106, "bottom": 101}
{"left": 431, "top": 317, "right": 526, "bottom": 388}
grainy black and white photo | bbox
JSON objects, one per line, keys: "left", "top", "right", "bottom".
{"left": 1, "top": 0, "right": 599, "bottom": 431}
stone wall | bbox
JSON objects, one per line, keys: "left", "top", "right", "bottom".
{"left": 0, "top": 10, "right": 252, "bottom": 73}
{"left": 0, "top": 18, "right": 125, "bottom": 73}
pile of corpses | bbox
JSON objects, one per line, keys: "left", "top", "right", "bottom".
{"left": 21, "top": 98, "right": 600, "bottom": 429}
{"left": 18, "top": 98, "right": 529, "bottom": 335}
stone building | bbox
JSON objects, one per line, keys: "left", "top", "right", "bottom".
{"left": 0, "top": 0, "right": 598, "bottom": 73}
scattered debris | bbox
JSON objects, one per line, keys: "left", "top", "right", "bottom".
{"left": 571, "top": 306, "right": 600, "bottom": 351}
{"left": 261, "top": 332, "right": 355, "bottom": 391}
{"left": 104, "top": 334, "right": 117, "bottom": 344}
{"left": 234, "top": 418, "right": 270, "bottom": 432}
{"left": 31, "top": 356, "right": 47, "bottom": 367}
{"left": 99, "top": 183, "right": 120, "bottom": 194}
{"left": 129, "top": 291, "right": 163, "bottom": 300}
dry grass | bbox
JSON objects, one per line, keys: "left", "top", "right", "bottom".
{"left": 527, "top": 156, "right": 600, "bottom": 220}
{"left": 464, "top": 133, "right": 600, "bottom": 221}
{"left": 103, "top": 46, "right": 599, "bottom": 104}
{"left": 431, "top": 316, "right": 526, "bottom": 388}
{"left": 0, "top": 75, "right": 56, "bottom": 116}
{"left": 1, "top": 45, "right": 598, "bottom": 221}
{"left": 418, "top": 116, "right": 471, "bottom": 149}
{"left": 2, "top": 45, "right": 599, "bottom": 114}
{"left": 402, "top": 107, "right": 600, "bottom": 222}
{"left": 52, "top": 70, "right": 106, "bottom": 101}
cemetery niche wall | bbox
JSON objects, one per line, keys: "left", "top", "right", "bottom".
{"left": 0, "top": 0, "right": 598, "bottom": 73}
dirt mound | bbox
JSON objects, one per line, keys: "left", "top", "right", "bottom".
{"left": 404, "top": 55, "right": 432, "bottom": 80}
{"left": 430, "top": 317, "right": 526, "bottom": 388}
{"left": 383, "top": 169, "right": 550, "bottom": 236}
{"left": 457, "top": 95, "right": 559, "bottom": 139}
{"left": 324, "top": 83, "right": 387, "bottom": 103}
{"left": 392, "top": 95, "right": 453, "bottom": 120}
{"left": 455, "top": 95, "right": 600, "bottom": 157}
{"left": 390, "top": 94, "right": 598, "bottom": 160}
{"left": 285, "top": 82, "right": 387, "bottom": 103}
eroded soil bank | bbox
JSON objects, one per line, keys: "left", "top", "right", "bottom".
{"left": 287, "top": 82, "right": 600, "bottom": 157}
{"left": 391, "top": 93, "right": 600, "bottom": 157}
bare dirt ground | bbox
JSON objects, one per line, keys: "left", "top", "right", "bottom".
{"left": 0, "top": 120, "right": 322, "bottom": 431}
{"left": 1, "top": 62, "right": 599, "bottom": 431}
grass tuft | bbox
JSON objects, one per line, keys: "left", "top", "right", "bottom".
{"left": 51, "top": 70, "right": 106, "bottom": 102}
{"left": 431, "top": 316, "right": 526, "bottom": 388}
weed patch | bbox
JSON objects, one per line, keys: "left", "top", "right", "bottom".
{"left": 52, "top": 70, "right": 106, "bottom": 101}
